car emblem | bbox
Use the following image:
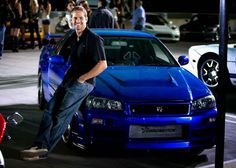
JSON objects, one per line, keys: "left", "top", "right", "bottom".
{"left": 156, "top": 106, "right": 164, "bottom": 113}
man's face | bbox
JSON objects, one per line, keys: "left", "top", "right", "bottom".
{"left": 71, "top": 10, "right": 88, "bottom": 35}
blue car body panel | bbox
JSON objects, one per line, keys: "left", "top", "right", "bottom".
{"left": 38, "top": 29, "right": 217, "bottom": 151}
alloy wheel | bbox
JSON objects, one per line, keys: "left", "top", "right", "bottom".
{"left": 199, "top": 58, "right": 219, "bottom": 88}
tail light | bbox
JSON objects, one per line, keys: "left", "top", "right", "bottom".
{"left": 0, "top": 114, "right": 6, "bottom": 143}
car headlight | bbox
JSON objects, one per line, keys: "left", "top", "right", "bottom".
{"left": 192, "top": 95, "right": 216, "bottom": 111}
{"left": 86, "top": 96, "right": 123, "bottom": 111}
{"left": 206, "top": 26, "right": 218, "bottom": 32}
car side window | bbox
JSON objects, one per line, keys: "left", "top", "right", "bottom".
{"left": 150, "top": 39, "right": 177, "bottom": 65}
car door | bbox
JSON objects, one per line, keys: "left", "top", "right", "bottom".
{"left": 47, "top": 31, "right": 74, "bottom": 98}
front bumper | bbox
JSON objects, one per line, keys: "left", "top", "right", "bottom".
{"left": 71, "top": 109, "right": 217, "bottom": 150}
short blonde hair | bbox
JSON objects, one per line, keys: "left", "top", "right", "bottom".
{"left": 71, "top": 6, "right": 87, "bottom": 18}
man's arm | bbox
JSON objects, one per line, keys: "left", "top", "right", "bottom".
{"left": 77, "top": 60, "right": 107, "bottom": 83}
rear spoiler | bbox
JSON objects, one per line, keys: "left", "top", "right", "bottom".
{"left": 43, "top": 33, "right": 64, "bottom": 46}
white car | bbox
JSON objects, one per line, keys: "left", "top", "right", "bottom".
{"left": 144, "top": 13, "right": 180, "bottom": 42}
{"left": 185, "top": 43, "right": 236, "bottom": 89}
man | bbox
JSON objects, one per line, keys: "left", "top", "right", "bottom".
{"left": 131, "top": 0, "right": 146, "bottom": 31}
{"left": 0, "top": 0, "right": 15, "bottom": 58}
{"left": 89, "top": 0, "right": 114, "bottom": 28}
{"left": 20, "top": 6, "right": 107, "bottom": 160}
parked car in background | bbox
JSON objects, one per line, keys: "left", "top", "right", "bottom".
{"left": 179, "top": 14, "right": 230, "bottom": 42}
{"left": 144, "top": 13, "right": 180, "bottom": 42}
{"left": 38, "top": 29, "right": 217, "bottom": 155}
{"left": 185, "top": 43, "right": 236, "bottom": 89}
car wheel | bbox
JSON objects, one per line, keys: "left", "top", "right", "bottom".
{"left": 62, "top": 124, "right": 72, "bottom": 144}
{"left": 198, "top": 56, "right": 219, "bottom": 89}
{"left": 38, "top": 73, "right": 46, "bottom": 110}
{"left": 62, "top": 123, "right": 90, "bottom": 154}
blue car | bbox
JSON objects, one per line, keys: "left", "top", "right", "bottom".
{"left": 38, "top": 29, "right": 217, "bottom": 154}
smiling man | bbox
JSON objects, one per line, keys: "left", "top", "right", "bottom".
{"left": 20, "top": 6, "right": 107, "bottom": 161}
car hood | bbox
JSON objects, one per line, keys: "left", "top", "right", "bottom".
{"left": 190, "top": 43, "right": 236, "bottom": 61}
{"left": 145, "top": 23, "right": 179, "bottom": 33}
{"left": 92, "top": 66, "right": 210, "bottom": 102}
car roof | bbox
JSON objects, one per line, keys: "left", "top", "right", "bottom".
{"left": 91, "top": 28, "right": 156, "bottom": 38}
{"left": 48, "top": 29, "right": 158, "bottom": 42}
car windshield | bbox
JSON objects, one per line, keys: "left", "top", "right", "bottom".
{"left": 190, "top": 15, "right": 219, "bottom": 25}
{"left": 103, "top": 37, "right": 178, "bottom": 66}
{"left": 146, "top": 15, "right": 167, "bottom": 25}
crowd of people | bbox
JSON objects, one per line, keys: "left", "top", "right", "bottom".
{"left": 0, "top": 0, "right": 146, "bottom": 59}
{"left": 0, "top": 0, "right": 53, "bottom": 57}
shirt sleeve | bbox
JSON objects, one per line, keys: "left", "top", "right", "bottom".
{"left": 89, "top": 35, "right": 106, "bottom": 63}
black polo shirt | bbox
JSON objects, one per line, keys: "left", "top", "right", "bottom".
{"left": 63, "top": 28, "right": 106, "bottom": 86}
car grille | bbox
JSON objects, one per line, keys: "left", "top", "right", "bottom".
{"left": 130, "top": 103, "right": 189, "bottom": 115}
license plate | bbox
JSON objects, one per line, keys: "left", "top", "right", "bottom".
{"left": 129, "top": 125, "right": 182, "bottom": 138}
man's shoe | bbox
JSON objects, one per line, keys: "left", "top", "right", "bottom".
{"left": 22, "top": 153, "right": 48, "bottom": 161}
{"left": 20, "top": 146, "right": 48, "bottom": 158}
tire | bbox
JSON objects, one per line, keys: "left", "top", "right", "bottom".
{"left": 62, "top": 124, "right": 72, "bottom": 145}
{"left": 198, "top": 56, "right": 219, "bottom": 89}
{"left": 62, "top": 123, "right": 90, "bottom": 155}
{"left": 38, "top": 73, "right": 46, "bottom": 110}
{"left": 179, "top": 149, "right": 204, "bottom": 157}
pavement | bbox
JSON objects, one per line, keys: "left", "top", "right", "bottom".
{"left": 0, "top": 49, "right": 39, "bottom": 106}
{"left": 0, "top": 48, "right": 236, "bottom": 168}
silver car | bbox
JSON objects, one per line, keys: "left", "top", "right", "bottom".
{"left": 144, "top": 13, "right": 180, "bottom": 42}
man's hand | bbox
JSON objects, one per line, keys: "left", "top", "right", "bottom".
{"left": 77, "top": 75, "right": 86, "bottom": 83}
{"left": 77, "top": 60, "right": 107, "bottom": 83}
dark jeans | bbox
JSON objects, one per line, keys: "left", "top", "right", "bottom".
{"left": 29, "top": 19, "right": 42, "bottom": 48}
{"left": 33, "top": 81, "right": 94, "bottom": 152}
{"left": 0, "top": 25, "right": 6, "bottom": 56}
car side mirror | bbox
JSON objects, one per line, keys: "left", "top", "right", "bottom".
{"left": 7, "top": 112, "right": 23, "bottom": 125}
{"left": 49, "top": 55, "right": 65, "bottom": 64}
{"left": 178, "top": 55, "right": 189, "bottom": 65}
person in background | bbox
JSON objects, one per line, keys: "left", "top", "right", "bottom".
{"left": 19, "top": 1, "right": 29, "bottom": 49}
{"left": 65, "top": 0, "right": 76, "bottom": 29}
{"left": 40, "top": 0, "right": 51, "bottom": 40}
{"left": 114, "top": 0, "right": 124, "bottom": 28}
{"left": 10, "top": 0, "right": 22, "bottom": 52}
{"left": 20, "top": 6, "right": 107, "bottom": 161}
{"left": 0, "top": 0, "right": 15, "bottom": 58}
{"left": 89, "top": 0, "right": 114, "bottom": 28}
{"left": 29, "top": 0, "right": 42, "bottom": 49}
{"left": 108, "top": 0, "right": 120, "bottom": 29}
{"left": 131, "top": 0, "right": 145, "bottom": 31}
{"left": 19, "top": 16, "right": 27, "bottom": 49}
{"left": 78, "top": 0, "right": 92, "bottom": 23}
